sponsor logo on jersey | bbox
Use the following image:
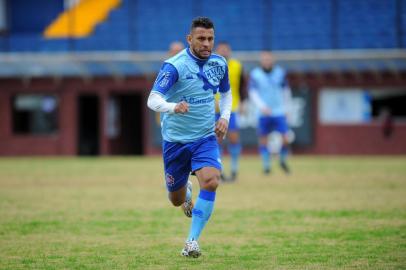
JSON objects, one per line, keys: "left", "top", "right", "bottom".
{"left": 180, "top": 95, "right": 214, "bottom": 105}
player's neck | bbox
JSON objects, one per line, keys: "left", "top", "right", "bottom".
{"left": 187, "top": 47, "right": 209, "bottom": 62}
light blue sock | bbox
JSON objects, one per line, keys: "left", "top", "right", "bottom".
{"left": 228, "top": 143, "right": 241, "bottom": 174}
{"left": 280, "top": 145, "right": 289, "bottom": 163}
{"left": 187, "top": 190, "right": 216, "bottom": 241}
{"left": 259, "top": 145, "right": 270, "bottom": 171}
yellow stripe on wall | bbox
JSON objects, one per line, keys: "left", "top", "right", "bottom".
{"left": 44, "top": 0, "right": 121, "bottom": 38}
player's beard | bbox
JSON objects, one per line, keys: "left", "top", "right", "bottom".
{"left": 262, "top": 66, "right": 273, "bottom": 73}
{"left": 192, "top": 47, "right": 211, "bottom": 59}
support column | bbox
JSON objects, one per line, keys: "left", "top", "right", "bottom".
{"left": 0, "top": 92, "right": 10, "bottom": 134}
{"left": 59, "top": 89, "right": 77, "bottom": 155}
{"left": 99, "top": 90, "right": 109, "bottom": 155}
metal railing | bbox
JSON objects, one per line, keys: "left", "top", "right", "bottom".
{"left": 0, "top": 49, "right": 405, "bottom": 79}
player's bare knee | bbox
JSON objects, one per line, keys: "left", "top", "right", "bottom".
{"left": 202, "top": 176, "right": 219, "bottom": 191}
{"left": 172, "top": 200, "right": 183, "bottom": 207}
{"left": 169, "top": 197, "right": 183, "bottom": 207}
{"left": 168, "top": 193, "right": 185, "bottom": 207}
{"left": 209, "top": 178, "right": 219, "bottom": 191}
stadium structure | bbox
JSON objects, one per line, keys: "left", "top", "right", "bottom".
{"left": 0, "top": 0, "right": 405, "bottom": 156}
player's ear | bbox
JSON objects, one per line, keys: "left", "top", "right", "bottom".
{"left": 186, "top": 34, "right": 192, "bottom": 46}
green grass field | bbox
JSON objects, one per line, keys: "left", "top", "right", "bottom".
{"left": 0, "top": 156, "right": 405, "bottom": 270}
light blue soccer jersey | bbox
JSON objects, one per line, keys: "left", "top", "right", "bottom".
{"left": 151, "top": 48, "right": 230, "bottom": 143}
{"left": 249, "top": 65, "right": 289, "bottom": 117}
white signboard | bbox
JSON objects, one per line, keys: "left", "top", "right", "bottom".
{"left": 319, "top": 89, "right": 371, "bottom": 124}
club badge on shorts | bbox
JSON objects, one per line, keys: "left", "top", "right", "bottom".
{"left": 165, "top": 173, "right": 175, "bottom": 187}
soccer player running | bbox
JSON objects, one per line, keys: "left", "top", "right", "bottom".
{"left": 147, "top": 17, "right": 231, "bottom": 258}
{"left": 215, "top": 42, "right": 247, "bottom": 182}
{"left": 249, "top": 51, "right": 292, "bottom": 174}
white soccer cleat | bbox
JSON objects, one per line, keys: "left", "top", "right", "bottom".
{"left": 181, "top": 240, "right": 201, "bottom": 258}
{"left": 181, "top": 180, "right": 193, "bottom": 218}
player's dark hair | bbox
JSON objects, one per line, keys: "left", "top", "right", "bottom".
{"left": 191, "top": 17, "right": 214, "bottom": 31}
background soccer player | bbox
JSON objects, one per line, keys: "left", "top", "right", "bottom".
{"left": 168, "top": 41, "right": 185, "bottom": 57}
{"left": 147, "top": 17, "right": 231, "bottom": 258}
{"left": 215, "top": 42, "right": 247, "bottom": 182}
{"left": 249, "top": 51, "right": 292, "bottom": 174}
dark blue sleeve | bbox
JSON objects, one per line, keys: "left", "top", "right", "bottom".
{"left": 152, "top": 63, "right": 179, "bottom": 95}
{"left": 219, "top": 64, "right": 230, "bottom": 93}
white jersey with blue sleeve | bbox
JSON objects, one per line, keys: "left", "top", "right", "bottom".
{"left": 249, "top": 65, "right": 289, "bottom": 117}
{"left": 151, "top": 48, "right": 230, "bottom": 143}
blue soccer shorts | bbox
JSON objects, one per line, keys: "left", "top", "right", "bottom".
{"left": 215, "top": 112, "right": 239, "bottom": 132}
{"left": 258, "top": 115, "right": 289, "bottom": 136}
{"left": 162, "top": 135, "right": 222, "bottom": 192}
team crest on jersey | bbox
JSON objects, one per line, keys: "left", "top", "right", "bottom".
{"left": 165, "top": 173, "right": 175, "bottom": 186}
{"left": 204, "top": 65, "right": 225, "bottom": 84}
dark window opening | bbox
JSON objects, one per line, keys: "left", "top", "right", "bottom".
{"left": 370, "top": 90, "right": 406, "bottom": 119}
{"left": 12, "top": 94, "right": 58, "bottom": 135}
{"left": 108, "top": 94, "right": 143, "bottom": 155}
{"left": 78, "top": 95, "right": 99, "bottom": 155}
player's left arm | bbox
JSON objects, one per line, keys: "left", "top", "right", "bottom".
{"left": 215, "top": 64, "right": 232, "bottom": 139}
{"left": 217, "top": 90, "right": 232, "bottom": 136}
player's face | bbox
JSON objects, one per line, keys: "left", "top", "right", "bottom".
{"left": 216, "top": 44, "right": 231, "bottom": 59}
{"left": 260, "top": 52, "right": 274, "bottom": 70}
{"left": 187, "top": 27, "right": 214, "bottom": 59}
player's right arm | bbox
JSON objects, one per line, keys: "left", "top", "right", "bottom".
{"left": 147, "top": 63, "right": 189, "bottom": 114}
{"left": 148, "top": 93, "right": 189, "bottom": 114}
